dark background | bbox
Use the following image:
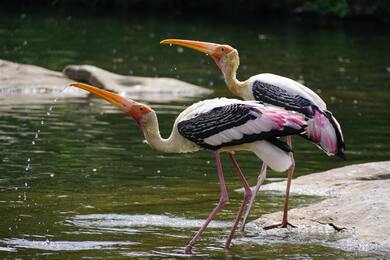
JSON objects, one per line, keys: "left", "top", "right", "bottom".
{"left": 1, "top": 0, "right": 389, "bottom": 22}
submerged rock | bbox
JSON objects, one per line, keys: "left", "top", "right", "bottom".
{"left": 63, "top": 65, "right": 212, "bottom": 102}
{"left": 246, "top": 161, "right": 390, "bottom": 254}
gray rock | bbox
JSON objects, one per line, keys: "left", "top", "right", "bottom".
{"left": 246, "top": 161, "right": 390, "bottom": 254}
{"left": 0, "top": 59, "right": 85, "bottom": 104}
{"left": 0, "top": 59, "right": 213, "bottom": 104}
{"left": 63, "top": 65, "right": 213, "bottom": 102}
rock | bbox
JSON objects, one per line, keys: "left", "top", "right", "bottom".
{"left": 63, "top": 65, "right": 212, "bottom": 102}
{"left": 246, "top": 161, "right": 390, "bottom": 254}
{"left": 0, "top": 59, "right": 213, "bottom": 104}
{"left": 0, "top": 59, "right": 85, "bottom": 104}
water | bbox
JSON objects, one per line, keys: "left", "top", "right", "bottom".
{"left": 0, "top": 11, "right": 389, "bottom": 258}
{"left": 23, "top": 88, "right": 67, "bottom": 203}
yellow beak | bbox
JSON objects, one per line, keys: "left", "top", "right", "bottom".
{"left": 160, "top": 39, "right": 220, "bottom": 56}
{"left": 70, "top": 82, "right": 136, "bottom": 114}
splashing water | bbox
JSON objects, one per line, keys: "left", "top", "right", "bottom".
{"left": 23, "top": 86, "right": 69, "bottom": 201}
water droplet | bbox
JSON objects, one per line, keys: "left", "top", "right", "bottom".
{"left": 24, "top": 182, "right": 28, "bottom": 187}
{"left": 156, "top": 170, "right": 161, "bottom": 174}
{"left": 35, "top": 133, "right": 39, "bottom": 139}
{"left": 27, "top": 158, "right": 30, "bottom": 162}
{"left": 54, "top": 98, "right": 58, "bottom": 103}
{"left": 41, "top": 120, "right": 44, "bottom": 125}
{"left": 338, "top": 67, "right": 346, "bottom": 73}
{"left": 258, "top": 34, "right": 266, "bottom": 41}
{"left": 92, "top": 168, "right": 97, "bottom": 172}
{"left": 37, "top": 130, "right": 41, "bottom": 133}
{"left": 353, "top": 99, "right": 358, "bottom": 104}
{"left": 31, "top": 141, "right": 35, "bottom": 145}
{"left": 169, "top": 43, "right": 172, "bottom": 47}
{"left": 177, "top": 47, "right": 184, "bottom": 53}
{"left": 46, "top": 112, "right": 51, "bottom": 116}
{"left": 49, "top": 106, "right": 53, "bottom": 112}
{"left": 50, "top": 173, "right": 54, "bottom": 178}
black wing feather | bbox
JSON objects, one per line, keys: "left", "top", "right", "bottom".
{"left": 178, "top": 103, "right": 305, "bottom": 150}
{"left": 252, "top": 80, "right": 314, "bottom": 117}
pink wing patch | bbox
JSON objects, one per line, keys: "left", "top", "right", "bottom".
{"left": 307, "top": 110, "right": 337, "bottom": 154}
{"left": 259, "top": 106, "right": 307, "bottom": 132}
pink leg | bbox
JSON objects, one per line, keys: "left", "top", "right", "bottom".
{"left": 185, "top": 151, "right": 229, "bottom": 254}
{"left": 264, "top": 136, "right": 296, "bottom": 229}
{"left": 224, "top": 153, "right": 252, "bottom": 249}
{"left": 240, "top": 162, "right": 267, "bottom": 232}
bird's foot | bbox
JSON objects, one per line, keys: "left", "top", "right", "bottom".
{"left": 184, "top": 245, "right": 193, "bottom": 254}
{"left": 263, "top": 222, "right": 296, "bottom": 230}
{"left": 224, "top": 241, "right": 232, "bottom": 250}
{"left": 239, "top": 224, "right": 246, "bottom": 232}
{"left": 239, "top": 219, "right": 250, "bottom": 232}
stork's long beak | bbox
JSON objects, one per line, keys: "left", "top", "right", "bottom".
{"left": 160, "top": 39, "right": 235, "bottom": 69}
{"left": 70, "top": 82, "right": 137, "bottom": 114}
{"left": 70, "top": 82, "right": 153, "bottom": 126}
{"left": 160, "top": 39, "right": 220, "bottom": 56}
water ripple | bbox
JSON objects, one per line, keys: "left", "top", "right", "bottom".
{"left": 0, "top": 238, "right": 138, "bottom": 251}
{"left": 67, "top": 214, "right": 231, "bottom": 230}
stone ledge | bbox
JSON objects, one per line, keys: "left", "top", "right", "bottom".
{"left": 245, "top": 161, "right": 390, "bottom": 254}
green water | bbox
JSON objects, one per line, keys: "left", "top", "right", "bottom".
{"left": 0, "top": 11, "right": 389, "bottom": 258}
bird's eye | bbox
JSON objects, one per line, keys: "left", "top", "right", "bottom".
{"left": 221, "top": 48, "right": 225, "bottom": 51}
{"left": 140, "top": 107, "right": 144, "bottom": 111}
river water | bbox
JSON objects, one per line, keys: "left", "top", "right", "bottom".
{"left": 0, "top": 12, "right": 389, "bottom": 258}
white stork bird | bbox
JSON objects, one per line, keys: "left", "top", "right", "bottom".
{"left": 70, "top": 82, "right": 307, "bottom": 253}
{"left": 160, "top": 39, "right": 345, "bottom": 230}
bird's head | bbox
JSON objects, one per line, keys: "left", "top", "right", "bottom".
{"left": 70, "top": 82, "right": 153, "bottom": 127}
{"left": 160, "top": 39, "right": 239, "bottom": 76}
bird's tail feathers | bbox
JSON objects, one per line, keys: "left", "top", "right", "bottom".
{"left": 304, "top": 109, "right": 345, "bottom": 160}
{"left": 250, "top": 140, "right": 292, "bottom": 172}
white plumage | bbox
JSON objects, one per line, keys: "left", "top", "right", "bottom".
{"left": 160, "top": 38, "right": 345, "bottom": 232}
{"left": 247, "top": 73, "right": 327, "bottom": 110}
{"left": 175, "top": 98, "right": 306, "bottom": 172}
{"left": 70, "top": 82, "right": 308, "bottom": 253}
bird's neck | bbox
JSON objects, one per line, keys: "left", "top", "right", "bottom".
{"left": 221, "top": 51, "right": 247, "bottom": 97}
{"left": 223, "top": 67, "right": 245, "bottom": 97}
{"left": 140, "top": 111, "right": 181, "bottom": 153}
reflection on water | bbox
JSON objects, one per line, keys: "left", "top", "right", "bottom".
{"left": 67, "top": 214, "right": 231, "bottom": 230}
{"left": 0, "top": 11, "right": 389, "bottom": 258}
{"left": 1, "top": 238, "right": 138, "bottom": 251}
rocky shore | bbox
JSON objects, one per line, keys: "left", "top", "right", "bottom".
{"left": 246, "top": 161, "right": 390, "bottom": 254}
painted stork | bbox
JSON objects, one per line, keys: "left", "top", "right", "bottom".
{"left": 160, "top": 39, "right": 345, "bottom": 230}
{"left": 70, "top": 82, "right": 307, "bottom": 253}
